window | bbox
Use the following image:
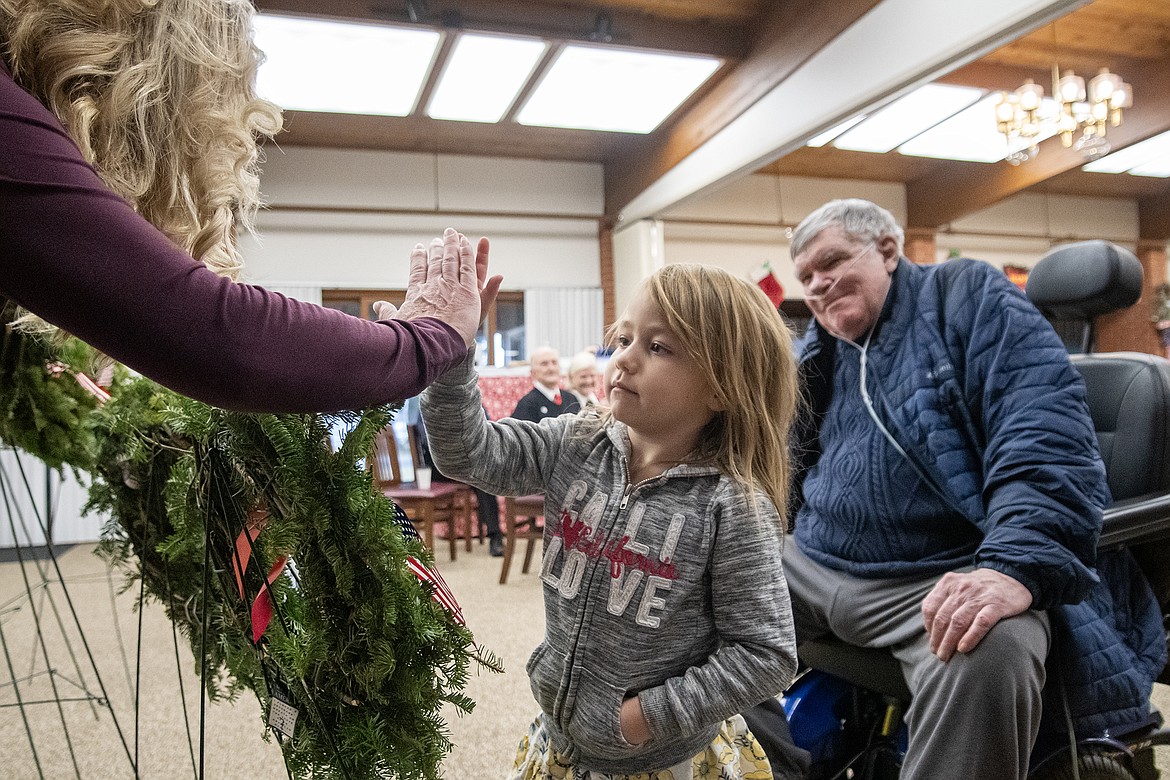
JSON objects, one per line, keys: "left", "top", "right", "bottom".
{"left": 322, "top": 288, "right": 525, "bottom": 366}
{"left": 486, "top": 291, "right": 524, "bottom": 367}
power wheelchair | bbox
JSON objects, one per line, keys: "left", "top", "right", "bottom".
{"left": 778, "top": 240, "right": 1170, "bottom": 780}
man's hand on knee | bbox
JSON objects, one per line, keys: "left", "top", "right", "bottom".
{"left": 921, "top": 569, "right": 1033, "bottom": 661}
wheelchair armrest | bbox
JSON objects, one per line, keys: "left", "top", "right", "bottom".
{"left": 1099, "top": 492, "right": 1170, "bottom": 550}
{"left": 798, "top": 638, "right": 912, "bottom": 702}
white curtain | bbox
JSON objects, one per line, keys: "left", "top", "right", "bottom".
{"left": 524, "top": 288, "right": 604, "bottom": 360}
{"left": 0, "top": 448, "right": 104, "bottom": 546}
{"left": 261, "top": 284, "right": 323, "bottom": 305}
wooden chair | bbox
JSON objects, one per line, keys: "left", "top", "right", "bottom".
{"left": 369, "top": 426, "right": 473, "bottom": 561}
{"left": 499, "top": 493, "right": 545, "bottom": 584}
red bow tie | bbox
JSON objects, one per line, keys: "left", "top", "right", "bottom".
{"left": 552, "top": 392, "right": 561, "bottom": 405}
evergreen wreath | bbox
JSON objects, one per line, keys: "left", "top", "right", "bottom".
{"left": 1, "top": 305, "right": 501, "bottom": 779}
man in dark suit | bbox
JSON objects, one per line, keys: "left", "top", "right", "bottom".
{"left": 511, "top": 346, "right": 580, "bottom": 422}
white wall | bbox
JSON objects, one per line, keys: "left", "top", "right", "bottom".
{"left": 659, "top": 175, "right": 907, "bottom": 300}
{"left": 941, "top": 192, "right": 1140, "bottom": 268}
{"left": 241, "top": 148, "right": 605, "bottom": 291}
{"left": 240, "top": 148, "right": 1149, "bottom": 308}
{"left": 661, "top": 175, "right": 907, "bottom": 226}
{"left": 656, "top": 173, "right": 1143, "bottom": 298}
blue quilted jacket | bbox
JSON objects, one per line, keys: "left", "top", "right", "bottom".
{"left": 795, "top": 257, "right": 1166, "bottom": 738}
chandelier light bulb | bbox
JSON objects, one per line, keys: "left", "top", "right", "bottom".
{"left": 1089, "top": 68, "right": 1121, "bottom": 105}
{"left": 1110, "top": 81, "right": 1133, "bottom": 126}
{"left": 1075, "top": 133, "right": 1110, "bottom": 159}
{"left": 1016, "top": 79, "right": 1043, "bottom": 112}
{"left": 995, "top": 92, "right": 1016, "bottom": 124}
{"left": 994, "top": 62, "right": 1129, "bottom": 163}
{"left": 1058, "top": 70, "right": 1086, "bottom": 104}
{"left": 1112, "top": 82, "right": 1133, "bottom": 110}
{"left": 1006, "top": 143, "right": 1040, "bottom": 166}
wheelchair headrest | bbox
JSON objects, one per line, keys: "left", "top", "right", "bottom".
{"left": 1025, "top": 240, "right": 1143, "bottom": 320}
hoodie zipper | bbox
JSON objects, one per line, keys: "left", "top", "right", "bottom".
{"left": 554, "top": 454, "right": 662, "bottom": 736}
{"left": 619, "top": 459, "right": 661, "bottom": 510}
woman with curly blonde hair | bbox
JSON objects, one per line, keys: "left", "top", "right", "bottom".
{"left": 0, "top": 0, "right": 497, "bottom": 412}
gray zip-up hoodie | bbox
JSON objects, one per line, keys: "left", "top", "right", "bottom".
{"left": 421, "top": 356, "right": 797, "bottom": 774}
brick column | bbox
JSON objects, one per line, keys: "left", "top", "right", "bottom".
{"left": 598, "top": 219, "right": 616, "bottom": 331}
{"left": 1095, "top": 241, "right": 1167, "bottom": 356}
{"left": 904, "top": 228, "right": 937, "bottom": 265}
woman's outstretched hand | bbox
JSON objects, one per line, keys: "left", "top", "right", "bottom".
{"left": 374, "top": 228, "right": 503, "bottom": 346}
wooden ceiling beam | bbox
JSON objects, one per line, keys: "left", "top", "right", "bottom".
{"left": 906, "top": 54, "right": 1170, "bottom": 229}
{"left": 939, "top": 53, "right": 1154, "bottom": 93}
{"left": 273, "top": 109, "right": 623, "bottom": 160}
{"left": 935, "top": 60, "right": 1053, "bottom": 91}
{"left": 602, "top": 0, "right": 881, "bottom": 216}
{"left": 253, "top": 0, "right": 750, "bottom": 59}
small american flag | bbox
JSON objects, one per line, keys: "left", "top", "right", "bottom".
{"left": 392, "top": 504, "right": 466, "bottom": 626}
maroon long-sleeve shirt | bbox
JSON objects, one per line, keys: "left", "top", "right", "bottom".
{"left": 0, "top": 61, "right": 465, "bottom": 413}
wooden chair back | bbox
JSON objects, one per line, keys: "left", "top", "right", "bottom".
{"left": 370, "top": 424, "right": 474, "bottom": 562}
{"left": 499, "top": 494, "right": 545, "bottom": 584}
{"left": 370, "top": 426, "right": 402, "bottom": 487}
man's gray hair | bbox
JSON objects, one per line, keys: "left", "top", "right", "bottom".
{"left": 790, "top": 199, "right": 905, "bottom": 258}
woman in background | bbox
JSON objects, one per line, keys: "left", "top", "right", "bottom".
{"left": 0, "top": 0, "right": 498, "bottom": 412}
{"left": 566, "top": 350, "right": 600, "bottom": 408}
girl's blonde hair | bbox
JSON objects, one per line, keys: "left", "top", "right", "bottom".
{"left": 0, "top": 0, "right": 282, "bottom": 276}
{"left": 609, "top": 263, "right": 799, "bottom": 529}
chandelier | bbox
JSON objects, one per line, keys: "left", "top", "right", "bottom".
{"left": 994, "top": 65, "right": 1132, "bottom": 165}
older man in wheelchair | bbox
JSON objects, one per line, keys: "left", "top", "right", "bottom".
{"left": 745, "top": 199, "right": 1170, "bottom": 780}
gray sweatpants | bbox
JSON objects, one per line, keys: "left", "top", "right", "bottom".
{"left": 784, "top": 541, "right": 1051, "bottom": 780}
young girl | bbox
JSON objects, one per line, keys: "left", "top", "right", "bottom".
{"left": 421, "top": 232, "right": 800, "bottom": 780}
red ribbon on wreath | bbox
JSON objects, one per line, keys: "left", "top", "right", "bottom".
{"left": 232, "top": 508, "right": 288, "bottom": 643}
{"left": 231, "top": 504, "right": 465, "bottom": 644}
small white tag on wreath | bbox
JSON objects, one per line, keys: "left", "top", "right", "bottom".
{"left": 267, "top": 692, "right": 299, "bottom": 739}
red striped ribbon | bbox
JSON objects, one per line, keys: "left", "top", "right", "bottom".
{"left": 231, "top": 504, "right": 466, "bottom": 643}
{"left": 393, "top": 506, "right": 466, "bottom": 627}
{"left": 232, "top": 509, "right": 289, "bottom": 643}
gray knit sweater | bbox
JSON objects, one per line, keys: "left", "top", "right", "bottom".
{"left": 421, "top": 355, "right": 797, "bottom": 773}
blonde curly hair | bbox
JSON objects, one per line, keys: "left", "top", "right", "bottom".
{"left": 0, "top": 0, "right": 282, "bottom": 277}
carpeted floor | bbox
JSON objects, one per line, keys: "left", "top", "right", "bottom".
{"left": 0, "top": 539, "right": 545, "bottom": 779}
{"left": 0, "top": 541, "right": 1167, "bottom": 779}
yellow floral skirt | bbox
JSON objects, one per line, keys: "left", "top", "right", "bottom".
{"left": 507, "top": 712, "right": 773, "bottom": 780}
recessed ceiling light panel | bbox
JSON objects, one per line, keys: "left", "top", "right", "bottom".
{"left": 428, "top": 33, "right": 547, "bottom": 123}
{"left": 1083, "top": 130, "right": 1170, "bottom": 175}
{"left": 898, "top": 95, "right": 1058, "bottom": 163}
{"left": 1128, "top": 156, "right": 1170, "bottom": 178}
{"left": 806, "top": 115, "right": 867, "bottom": 148}
{"left": 517, "top": 45, "right": 720, "bottom": 134}
{"left": 832, "top": 84, "right": 983, "bottom": 153}
{"left": 253, "top": 14, "right": 440, "bottom": 116}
